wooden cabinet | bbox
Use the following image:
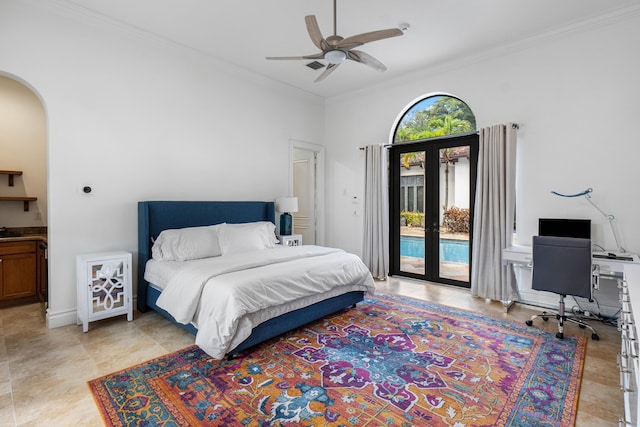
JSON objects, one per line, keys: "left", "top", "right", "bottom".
{"left": 0, "top": 240, "right": 38, "bottom": 305}
{"left": 36, "top": 241, "right": 47, "bottom": 302}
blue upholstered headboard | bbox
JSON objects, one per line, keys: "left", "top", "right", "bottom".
{"left": 137, "top": 201, "right": 276, "bottom": 311}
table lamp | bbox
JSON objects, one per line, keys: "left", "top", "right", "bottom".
{"left": 551, "top": 187, "right": 625, "bottom": 253}
{"left": 276, "top": 197, "right": 298, "bottom": 235}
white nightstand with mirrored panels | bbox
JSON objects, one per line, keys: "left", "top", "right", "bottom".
{"left": 278, "top": 234, "right": 302, "bottom": 247}
{"left": 76, "top": 251, "right": 133, "bottom": 332}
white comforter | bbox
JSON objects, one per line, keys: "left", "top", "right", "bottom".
{"left": 154, "top": 245, "right": 375, "bottom": 358}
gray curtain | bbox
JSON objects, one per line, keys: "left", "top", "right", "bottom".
{"left": 362, "top": 144, "right": 389, "bottom": 279}
{"left": 471, "top": 124, "right": 517, "bottom": 302}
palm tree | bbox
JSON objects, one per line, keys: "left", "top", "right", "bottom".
{"left": 427, "top": 115, "right": 472, "bottom": 135}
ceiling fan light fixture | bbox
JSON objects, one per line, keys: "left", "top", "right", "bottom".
{"left": 266, "top": 0, "right": 404, "bottom": 82}
{"left": 324, "top": 50, "right": 347, "bottom": 64}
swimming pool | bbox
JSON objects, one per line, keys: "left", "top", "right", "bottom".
{"left": 401, "top": 236, "right": 469, "bottom": 263}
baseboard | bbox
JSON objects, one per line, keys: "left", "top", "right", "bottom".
{"left": 45, "top": 297, "right": 139, "bottom": 329}
{"left": 46, "top": 307, "right": 77, "bottom": 329}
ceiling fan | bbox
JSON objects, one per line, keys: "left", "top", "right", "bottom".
{"left": 266, "top": 0, "right": 404, "bottom": 82}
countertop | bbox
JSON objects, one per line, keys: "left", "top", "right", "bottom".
{"left": 0, "top": 235, "right": 47, "bottom": 244}
{"left": 0, "top": 226, "right": 47, "bottom": 244}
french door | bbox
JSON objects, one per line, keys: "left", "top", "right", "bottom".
{"left": 389, "top": 134, "right": 478, "bottom": 287}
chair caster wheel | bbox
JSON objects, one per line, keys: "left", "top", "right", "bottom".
{"left": 592, "top": 333, "right": 600, "bottom": 341}
{"left": 556, "top": 332, "right": 564, "bottom": 339}
{"left": 542, "top": 316, "right": 549, "bottom": 321}
{"left": 579, "top": 324, "right": 586, "bottom": 329}
{"left": 525, "top": 320, "right": 533, "bottom": 326}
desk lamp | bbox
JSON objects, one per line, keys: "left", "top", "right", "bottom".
{"left": 275, "top": 197, "right": 298, "bottom": 235}
{"left": 551, "top": 187, "right": 625, "bottom": 253}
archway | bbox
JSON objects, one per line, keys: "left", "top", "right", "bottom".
{"left": 0, "top": 73, "right": 48, "bottom": 307}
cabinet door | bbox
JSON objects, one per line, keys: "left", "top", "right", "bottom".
{"left": 86, "top": 259, "right": 128, "bottom": 319}
{"left": 1, "top": 253, "right": 37, "bottom": 299}
{"left": 37, "top": 243, "right": 47, "bottom": 302}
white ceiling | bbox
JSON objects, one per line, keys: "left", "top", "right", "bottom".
{"left": 61, "top": 0, "right": 639, "bottom": 98}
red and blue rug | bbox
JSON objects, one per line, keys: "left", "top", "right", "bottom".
{"left": 89, "top": 293, "right": 585, "bottom": 426}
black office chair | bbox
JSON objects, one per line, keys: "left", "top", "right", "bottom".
{"left": 525, "top": 235, "right": 599, "bottom": 340}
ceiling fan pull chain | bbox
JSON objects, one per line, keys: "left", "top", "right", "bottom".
{"left": 333, "top": 0, "right": 337, "bottom": 37}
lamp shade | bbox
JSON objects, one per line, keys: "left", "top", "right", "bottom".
{"left": 276, "top": 197, "right": 298, "bottom": 213}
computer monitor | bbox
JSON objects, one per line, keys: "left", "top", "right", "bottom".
{"left": 538, "top": 218, "right": 591, "bottom": 239}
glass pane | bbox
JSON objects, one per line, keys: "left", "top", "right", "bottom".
{"left": 438, "top": 146, "right": 470, "bottom": 282}
{"left": 400, "top": 151, "right": 425, "bottom": 275}
{"left": 393, "top": 95, "right": 476, "bottom": 143}
{"left": 89, "top": 261, "right": 126, "bottom": 314}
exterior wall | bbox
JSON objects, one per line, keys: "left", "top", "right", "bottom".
{"left": 453, "top": 159, "right": 469, "bottom": 209}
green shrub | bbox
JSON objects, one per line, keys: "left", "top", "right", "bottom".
{"left": 401, "top": 211, "right": 425, "bottom": 228}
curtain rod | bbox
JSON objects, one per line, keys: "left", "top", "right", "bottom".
{"left": 359, "top": 144, "right": 391, "bottom": 151}
{"left": 358, "top": 123, "right": 520, "bottom": 150}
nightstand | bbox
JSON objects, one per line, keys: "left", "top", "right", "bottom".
{"left": 76, "top": 251, "right": 133, "bottom": 332}
{"left": 278, "top": 234, "right": 302, "bottom": 247}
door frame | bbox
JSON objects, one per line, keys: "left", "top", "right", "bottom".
{"left": 289, "top": 139, "right": 325, "bottom": 245}
{"left": 388, "top": 133, "right": 478, "bottom": 287}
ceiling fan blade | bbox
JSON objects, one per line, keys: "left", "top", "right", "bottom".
{"left": 337, "top": 28, "right": 403, "bottom": 49}
{"left": 314, "top": 63, "right": 340, "bottom": 82}
{"left": 305, "top": 15, "right": 329, "bottom": 51}
{"left": 266, "top": 53, "right": 324, "bottom": 60}
{"left": 348, "top": 50, "right": 387, "bottom": 72}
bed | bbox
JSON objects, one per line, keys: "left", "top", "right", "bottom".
{"left": 137, "top": 200, "right": 375, "bottom": 359}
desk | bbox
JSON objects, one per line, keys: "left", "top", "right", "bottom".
{"left": 502, "top": 245, "right": 640, "bottom": 311}
{"left": 504, "top": 245, "right": 639, "bottom": 273}
{"left": 504, "top": 246, "right": 640, "bottom": 423}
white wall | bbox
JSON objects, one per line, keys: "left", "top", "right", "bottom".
{"left": 323, "top": 13, "right": 640, "bottom": 299}
{"left": 0, "top": 75, "right": 47, "bottom": 226}
{"left": 0, "top": 1, "right": 324, "bottom": 326}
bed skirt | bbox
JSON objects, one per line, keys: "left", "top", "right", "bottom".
{"left": 145, "top": 285, "right": 365, "bottom": 356}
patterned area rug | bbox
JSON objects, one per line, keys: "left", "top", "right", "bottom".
{"left": 89, "top": 293, "right": 586, "bottom": 426}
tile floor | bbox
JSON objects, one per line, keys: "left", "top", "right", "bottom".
{"left": 0, "top": 277, "right": 623, "bottom": 426}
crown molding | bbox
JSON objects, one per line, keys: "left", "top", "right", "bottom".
{"left": 327, "top": 2, "right": 640, "bottom": 104}
{"left": 23, "top": 0, "right": 640, "bottom": 104}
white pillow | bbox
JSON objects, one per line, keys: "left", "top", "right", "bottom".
{"left": 226, "top": 221, "right": 279, "bottom": 245}
{"left": 151, "top": 224, "right": 224, "bottom": 261}
{"left": 218, "top": 221, "right": 278, "bottom": 255}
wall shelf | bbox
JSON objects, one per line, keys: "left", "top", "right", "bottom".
{"left": 0, "top": 170, "right": 38, "bottom": 211}
{"left": 0, "top": 170, "right": 24, "bottom": 187}
{"left": 0, "top": 196, "right": 38, "bottom": 211}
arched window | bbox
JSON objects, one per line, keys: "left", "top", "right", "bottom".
{"left": 388, "top": 94, "right": 478, "bottom": 288}
{"left": 393, "top": 95, "right": 476, "bottom": 143}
